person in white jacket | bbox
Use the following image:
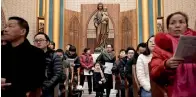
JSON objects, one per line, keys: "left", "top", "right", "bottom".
{"left": 136, "top": 35, "right": 155, "bottom": 97}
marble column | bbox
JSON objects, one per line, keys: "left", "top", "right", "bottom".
{"left": 52, "top": 0, "right": 60, "bottom": 49}
{"left": 44, "top": 0, "right": 49, "bottom": 35}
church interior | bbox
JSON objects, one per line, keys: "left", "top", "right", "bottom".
{"left": 2, "top": 0, "right": 195, "bottom": 54}
{"left": 1, "top": 0, "right": 196, "bottom": 97}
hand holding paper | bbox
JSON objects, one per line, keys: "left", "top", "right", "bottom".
{"left": 165, "top": 57, "right": 184, "bottom": 69}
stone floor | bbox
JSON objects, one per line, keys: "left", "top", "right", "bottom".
{"left": 81, "top": 89, "right": 117, "bottom": 97}
{"left": 81, "top": 82, "right": 117, "bottom": 97}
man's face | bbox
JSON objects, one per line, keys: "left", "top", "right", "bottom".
{"left": 4, "top": 20, "right": 25, "bottom": 42}
{"left": 138, "top": 47, "right": 146, "bottom": 54}
{"left": 106, "top": 45, "right": 112, "bottom": 52}
{"left": 34, "top": 34, "right": 49, "bottom": 50}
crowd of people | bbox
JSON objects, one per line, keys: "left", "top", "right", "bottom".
{"left": 1, "top": 11, "right": 196, "bottom": 97}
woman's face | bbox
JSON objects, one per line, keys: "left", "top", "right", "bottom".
{"left": 86, "top": 50, "right": 91, "bottom": 54}
{"left": 168, "top": 14, "right": 187, "bottom": 37}
{"left": 127, "top": 50, "right": 135, "bottom": 59}
{"left": 148, "top": 37, "right": 155, "bottom": 52}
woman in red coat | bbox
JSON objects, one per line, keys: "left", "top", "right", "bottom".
{"left": 79, "top": 48, "right": 94, "bottom": 95}
{"left": 150, "top": 11, "right": 196, "bottom": 97}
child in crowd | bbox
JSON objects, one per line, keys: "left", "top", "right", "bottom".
{"left": 93, "top": 62, "right": 106, "bottom": 97}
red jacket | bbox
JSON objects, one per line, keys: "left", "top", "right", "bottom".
{"left": 79, "top": 53, "right": 93, "bottom": 74}
{"left": 150, "top": 29, "right": 196, "bottom": 97}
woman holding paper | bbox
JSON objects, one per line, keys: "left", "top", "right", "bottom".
{"left": 150, "top": 12, "right": 196, "bottom": 97}
{"left": 96, "top": 44, "right": 116, "bottom": 97}
{"left": 79, "top": 48, "right": 93, "bottom": 95}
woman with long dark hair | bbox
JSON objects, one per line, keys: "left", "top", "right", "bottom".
{"left": 136, "top": 35, "right": 155, "bottom": 97}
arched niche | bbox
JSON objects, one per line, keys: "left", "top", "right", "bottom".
{"left": 122, "top": 16, "right": 132, "bottom": 49}
{"left": 87, "top": 10, "right": 114, "bottom": 51}
{"left": 68, "top": 16, "right": 80, "bottom": 52}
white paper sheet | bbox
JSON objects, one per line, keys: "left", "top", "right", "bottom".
{"left": 84, "top": 69, "right": 93, "bottom": 75}
{"left": 174, "top": 35, "right": 196, "bottom": 59}
{"left": 104, "top": 62, "right": 113, "bottom": 74}
{"left": 67, "top": 58, "right": 75, "bottom": 64}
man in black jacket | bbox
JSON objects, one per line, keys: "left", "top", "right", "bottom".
{"left": 1, "top": 16, "right": 46, "bottom": 97}
{"left": 34, "top": 32, "right": 63, "bottom": 97}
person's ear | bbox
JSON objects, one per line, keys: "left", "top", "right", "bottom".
{"left": 20, "top": 29, "right": 26, "bottom": 36}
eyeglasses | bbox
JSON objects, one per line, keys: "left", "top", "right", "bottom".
{"left": 128, "top": 52, "right": 134, "bottom": 54}
{"left": 33, "top": 39, "right": 47, "bottom": 43}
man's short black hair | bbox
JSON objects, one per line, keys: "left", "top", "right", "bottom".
{"left": 9, "top": 16, "right": 29, "bottom": 37}
{"left": 136, "top": 42, "right": 147, "bottom": 51}
{"left": 56, "top": 49, "right": 64, "bottom": 53}
{"left": 69, "top": 45, "right": 76, "bottom": 52}
{"left": 34, "top": 32, "right": 50, "bottom": 42}
{"left": 126, "top": 47, "right": 136, "bottom": 54}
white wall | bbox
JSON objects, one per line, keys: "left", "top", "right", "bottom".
{"left": 164, "top": 0, "right": 196, "bottom": 30}
{"left": 2, "top": 0, "right": 37, "bottom": 44}
{"left": 65, "top": 0, "right": 136, "bottom": 12}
